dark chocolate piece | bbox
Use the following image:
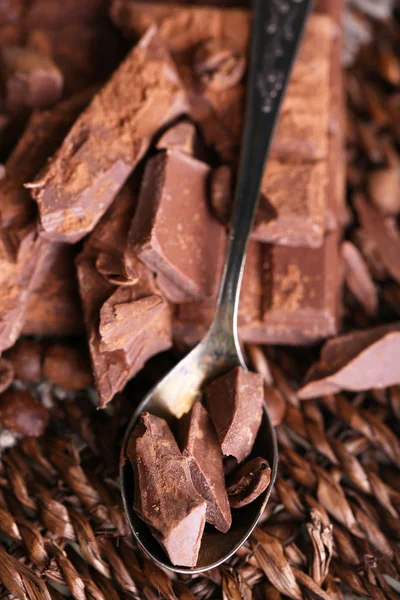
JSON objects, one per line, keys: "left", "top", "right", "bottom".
{"left": 179, "top": 402, "right": 231, "bottom": 532}
{"left": 29, "top": 28, "right": 188, "bottom": 243}
{"left": 43, "top": 344, "right": 92, "bottom": 390}
{"left": 206, "top": 367, "right": 263, "bottom": 463}
{"left": 0, "top": 357, "right": 13, "bottom": 393}
{"left": 76, "top": 183, "right": 172, "bottom": 408}
{"left": 127, "top": 413, "right": 206, "bottom": 567}
{"left": 5, "top": 339, "right": 42, "bottom": 382}
{"left": 298, "top": 323, "right": 400, "bottom": 399}
{"left": 226, "top": 457, "right": 271, "bottom": 508}
{"left": 0, "top": 46, "right": 63, "bottom": 112}
{"left": 0, "top": 389, "right": 49, "bottom": 437}
{"left": 126, "top": 150, "right": 226, "bottom": 302}
{"left": 156, "top": 120, "right": 197, "bottom": 155}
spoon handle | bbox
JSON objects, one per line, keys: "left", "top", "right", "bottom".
{"left": 211, "top": 0, "right": 314, "bottom": 340}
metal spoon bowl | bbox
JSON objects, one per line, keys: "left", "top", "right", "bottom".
{"left": 121, "top": 0, "right": 313, "bottom": 574}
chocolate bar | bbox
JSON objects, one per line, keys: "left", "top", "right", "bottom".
{"left": 126, "top": 150, "right": 226, "bottom": 302}
{"left": 127, "top": 413, "right": 206, "bottom": 567}
{"left": 0, "top": 46, "right": 63, "bottom": 113}
{"left": 76, "top": 183, "right": 172, "bottom": 407}
{"left": 178, "top": 402, "right": 231, "bottom": 532}
{"left": 205, "top": 367, "right": 263, "bottom": 463}
{"left": 29, "top": 28, "right": 189, "bottom": 243}
{"left": 298, "top": 323, "right": 400, "bottom": 399}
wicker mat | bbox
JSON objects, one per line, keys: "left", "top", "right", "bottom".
{"left": 1, "top": 3, "right": 400, "bottom": 600}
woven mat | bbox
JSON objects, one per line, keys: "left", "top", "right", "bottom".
{"left": 1, "top": 3, "right": 400, "bottom": 600}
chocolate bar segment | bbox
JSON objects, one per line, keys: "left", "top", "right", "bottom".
{"left": 298, "top": 323, "right": 400, "bottom": 399}
{"left": 206, "top": 367, "right": 263, "bottom": 463}
{"left": 76, "top": 182, "right": 172, "bottom": 407}
{"left": 178, "top": 402, "right": 231, "bottom": 532}
{"left": 127, "top": 413, "right": 206, "bottom": 567}
{"left": 126, "top": 150, "right": 226, "bottom": 302}
{"left": 29, "top": 28, "right": 188, "bottom": 243}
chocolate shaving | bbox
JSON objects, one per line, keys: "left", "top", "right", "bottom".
{"left": 226, "top": 457, "right": 271, "bottom": 508}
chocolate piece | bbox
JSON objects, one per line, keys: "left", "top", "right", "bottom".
{"left": 22, "top": 243, "right": 84, "bottom": 337}
{"left": 178, "top": 402, "right": 231, "bottom": 532}
{"left": 341, "top": 241, "right": 378, "bottom": 317}
{"left": 0, "top": 46, "right": 63, "bottom": 112}
{"left": 156, "top": 120, "right": 197, "bottom": 155}
{"left": 126, "top": 150, "right": 226, "bottom": 302}
{"left": 193, "top": 38, "right": 246, "bottom": 91}
{"left": 29, "top": 28, "right": 188, "bottom": 243}
{"left": 76, "top": 183, "right": 172, "bottom": 407}
{"left": 127, "top": 413, "right": 206, "bottom": 567}
{"left": 0, "top": 389, "right": 49, "bottom": 437}
{"left": 5, "top": 339, "right": 42, "bottom": 382}
{"left": 43, "top": 344, "right": 92, "bottom": 390}
{"left": 354, "top": 194, "right": 400, "bottom": 285}
{"left": 298, "top": 323, "right": 400, "bottom": 399}
{"left": 226, "top": 457, "right": 271, "bottom": 508}
{"left": 206, "top": 367, "right": 263, "bottom": 463}
{"left": 210, "top": 165, "right": 233, "bottom": 225}
{"left": 252, "top": 160, "right": 327, "bottom": 248}
{"left": 0, "top": 357, "right": 13, "bottom": 393}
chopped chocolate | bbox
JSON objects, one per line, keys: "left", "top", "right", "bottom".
{"left": 226, "top": 457, "right": 271, "bottom": 509}
{"left": 28, "top": 28, "right": 189, "bottom": 243}
{"left": 126, "top": 150, "right": 226, "bottom": 302}
{"left": 178, "top": 402, "right": 231, "bottom": 532}
{"left": 0, "top": 46, "right": 63, "bottom": 113}
{"left": 298, "top": 323, "right": 400, "bottom": 399}
{"left": 354, "top": 194, "right": 400, "bottom": 285}
{"left": 5, "top": 339, "right": 42, "bottom": 382}
{"left": 206, "top": 367, "right": 263, "bottom": 463}
{"left": 0, "top": 357, "right": 13, "bottom": 393}
{"left": 76, "top": 183, "right": 172, "bottom": 407}
{"left": 43, "top": 344, "right": 92, "bottom": 390}
{"left": 0, "top": 389, "right": 49, "bottom": 437}
{"left": 341, "top": 241, "right": 378, "bottom": 317}
{"left": 22, "top": 242, "right": 84, "bottom": 337}
{"left": 209, "top": 164, "right": 233, "bottom": 225}
{"left": 127, "top": 412, "right": 206, "bottom": 567}
{"left": 156, "top": 120, "right": 197, "bottom": 155}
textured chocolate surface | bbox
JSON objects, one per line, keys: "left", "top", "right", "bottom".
{"left": 298, "top": 323, "right": 400, "bottom": 399}
{"left": 206, "top": 367, "right": 263, "bottom": 463}
{"left": 127, "top": 413, "right": 206, "bottom": 567}
{"left": 127, "top": 150, "right": 226, "bottom": 302}
{"left": 178, "top": 402, "right": 231, "bottom": 532}
{"left": 30, "top": 28, "right": 188, "bottom": 243}
{"left": 76, "top": 183, "right": 172, "bottom": 407}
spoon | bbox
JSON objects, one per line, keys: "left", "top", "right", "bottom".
{"left": 121, "top": 0, "right": 313, "bottom": 574}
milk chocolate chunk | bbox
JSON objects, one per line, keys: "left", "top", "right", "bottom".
{"left": 77, "top": 183, "right": 172, "bottom": 408}
{"left": 206, "top": 367, "right": 263, "bottom": 463}
{"left": 127, "top": 413, "right": 206, "bottom": 567}
{"left": 126, "top": 150, "right": 226, "bottom": 302}
{"left": 0, "top": 389, "right": 49, "bottom": 437}
{"left": 0, "top": 46, "right": 63, "bottom": 112}
{"left": 29, "top": 28, "right": 188, "bottom": 244}
{"left": 226, "top": 457, "right": 271, "bottom": 509}
{"left": 178, "top": 402, "right": 231, "bottom": 532}
{"left": 298, "top": 323, "right": 400, "bottom": 399}
{"left": 156, "top": 120, "right": 197, "bottom": 155}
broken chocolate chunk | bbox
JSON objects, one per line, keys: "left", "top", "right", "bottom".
{"left": 178, "top": 402, "right": 231, "bottom": 533}
{"left": 226, "top": 457, "right": 271, "bottom": 509}
{"left": 126, "top": 150, "right": 226, "bottom": 302}
{"left": 156, "top": 120, "right": 197, "bottom": 155}
{"left": 0, "top": 46, "right": 63, "bottom": 113}
{"left": 127, "top": 412, "right": 206, "bottom": 567}
{"left": 29, "top": 27, "right": 189, "bottom": 243}
{"left": 0, "top": 389, "right": 49, "bottom": 437}
{"left": 43, "top": 344, "right": 92, "bottom": 390}
{"left": 298, "top": 323, "right": 400, "bottom": 399}
{"left": 5, "top": 339, "right": 42, "bottom": 382}
{"left": 206, "top": 367, "right": 263, "bottom": 463}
